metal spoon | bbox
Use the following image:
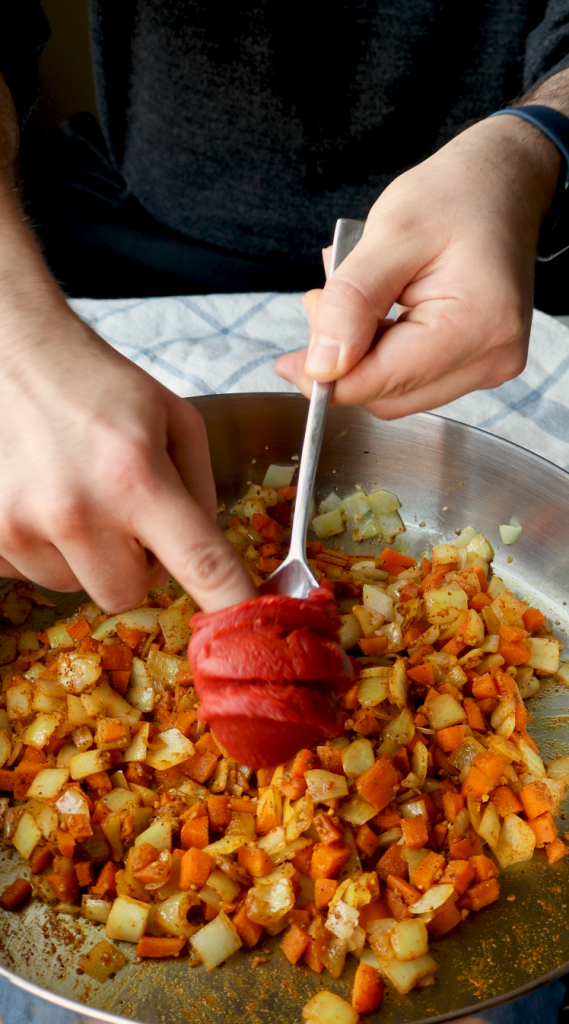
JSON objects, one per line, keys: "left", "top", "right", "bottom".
{"left": 259, "top": 217, "right": 365, "bottom": 599}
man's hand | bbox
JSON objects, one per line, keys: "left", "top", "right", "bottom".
{"left": 276, "top": 101, "right": 563, "bottom": 418}
{"left": 0, "top": 74, "right": 254, "bottom": 613}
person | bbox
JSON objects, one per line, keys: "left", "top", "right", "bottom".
{"left": 2, "top": 8, "right": 569, "bottom": 1023}
{"left": 0, "top": 1, "right": 568, "bottom": 618}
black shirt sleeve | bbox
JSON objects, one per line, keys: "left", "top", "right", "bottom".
{"left": 525, "top": 0, "right": 569, "bottom": 91}
{"left": 0, "top": 2, "right": 50, "bottom": 123}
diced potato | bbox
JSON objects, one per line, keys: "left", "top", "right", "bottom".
{"left": 206, "top": 869, "right": 241, "bottom": 903}
{"left": 134, "top": 819, "right": 172, "bottom": 852}
{"left": 57, "top": 651, "right": 102, "bottom": 694}
{"left": 367, "top": 489, "right": 400, "bottom": 515}
{"left": 144, "top": 728, "right": 194, "bottom": 770}
{"left": 146, "top": 649, "right": 186, "bottom": 686}
{"left": 0, "top": 730, "right": 11, "bottom": 769}
{"left": 477, "top": 800, "right": 501, "bottom": 850}
{"left": 431, "top": 544, "right": 458, "bottom": 566}
{"left": 426, "top": 694, "right": 466, "bottom": 731}
{"left": 454, "top": 525, "right": 478, "bottom": 549}
{"left": 70, "top": 748, "right": 112, "bottom": 780}
{"left": 26, "top": 767, "right": 70, "bottom": 800}
{"left": 499, "top": 524, "right": 523, "bottom": 545}
{"left": 45, "top": 623, "right": 74, "bottom": 649}
{"left": 91, "top": 607, "right": 160, "bottom": 641}
{"left": 390, "top": 919, "right": 429, "bottom": 961}
{"left": 123, "top": 722, "right": 150, "bottom": 762}
{"left": 319, "top": 492, "right": 343, "bottom": 514}
{"left": 352, "top": 605, "right": 382, "bottom": 638}
{"left": 304, "top": 770, "right": 349, "bottom": 802}
{"left": 357, "top": 671, "right": 390, "bottom": 706}
{"left": 462, "top": 609, "right": 485, "bottom": 648}
{"left": 424, "top": 586, "right": 468, "bottom": 626}
{"left": 351, "top": 511, "right": 383, "bottom": 543}
{"left": 376, "top": 511, "right": 405, "bottom": 543}
{"left": 302, "top": 990, "right": 359, "bottom": 1024}
{"left": 35, "top": 803, "right": 59, "bottom": 842}
{"left": 78, "top": 939, "right": 125, "bottom": 982}
{"left": 384, "top": 953, "right": 438, "bottom": 994}
{"left": 312, "top": 509, "right": 345, "bottom": 539}
{"left": 517, "top": 737, "right": 546, "bottom": 778}
{"left": 336, "top": 794, "right": 377, "bottom": 827}
{"left": 490, "top": 699, "right": 516, "bottom": 740}
{"left": 325, "top": 899, "right": 359, "bottom": 940}
{"left": 102, "top": 788, "right": 140, "bottom": 813}
{"left": 12, "top": 810, "right": 42, "bottom": 860}
{"left": 81, "top": 896, "right": 112, "bottom": 925}
{"left": 466, "top": 532, "right": 494, "bottom": 561}
{"left": 105, "top": 895, "right": 150, "bottom": 942}
{"left": 337, "top": 613, "right": 362, "bottom": 651}
{"left": 203, "top": 834, "right": 250, "bottom": 856}
{"left": 495, "top": 812, "right": 536, "bottom": 868}
{"left": 157, "top": 595, "right": 194, "bottom": 653}
{"left": 22, "top": 713, "right": 58, "bottom": 749}
{"left": 246, "top": 876, "right": 295, "bottom": 926}
{"left": 190, "top": 912, "right": 242, "bottom": 970}
{"left": 66, "top": 694, "right": 93, "bottom": 728}
{"left": 342, "top": 738, "right": 375, "bottom": 778}
{"left": 6, "top": 679, "right": 32, "bottom": 721}
{"left": 526, "top": 638, "right": 560, "bottom": 675}
{"left": 262, "top": 464, "right": 296, "bottom": 489}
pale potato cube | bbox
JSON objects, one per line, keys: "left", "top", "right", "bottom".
{"left": 477, "top": 800, "right": 501, "bottom": 851}
{"left": 390, "top": 919, "right": 429, "bottom": 961}
{"left": 12, "top": 810, "right": 42, "bottom": 859}
{"left": 363, "top": 584, "right": 393, "bottom": 621}
{"left": 57, "top": 651, "right": 102, "bottom": 693}
{"left": 6, "top": 679, "right": 32, "bottom": 721}
{"left": 424, "top": 585, "right": 468, "bottom": 626}
{"left": 69, "top": 748, "right": 112, "bottom": 780}
{"left": 384, "top": 953, "right": 438, "bottom": 994}
{"left": 105, "top": 895, "right": 150, "bottom": 942}
{"left": 26, "top": 767, "right": 70, "bottom": 800}
{"left": 426, "top": 694, "right": 466, "bottom": 731}
{"left": 190, "top": 912, "right": 242, "bottom": 970}
{"left": 495, "top": 812, "right": 536, "bottom": 868}
{"left": 431, "top": 544, "right": 458, "bottom": 566}
{"left": 22, "top": 713, "right": 58, "bottom": 750}
{"left": 134, "top": 819, "right": 172, "bottom": 852}
{"left": 526, "top": 638, "right": 560, "bottom": 675}
{"left": 462, "top": 608, "right": 485, "bottom": 648}
{"left": 302, "top": 990, "right": 359, "bottom": 1024}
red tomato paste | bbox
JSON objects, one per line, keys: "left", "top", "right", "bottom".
{"left": 188, "top": 584, "right": 356, "bottom": 767}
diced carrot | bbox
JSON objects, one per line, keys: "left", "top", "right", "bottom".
{"left": 281, "top": 923, "right": 310, "bottom": 965}
{"left": 546, "top": 838, "right": 568, "bottom": 864}
{"left": 498, "top": 639, "right": 531, "bottom": 667}
{"left": 358, "top": 637, "right": 389, "bottom": 655}
{"left": 469, "top": 878, "right": 500, "bottom": 910}
{"left": 468, "top": 564, "right": 486, "bottom": 592}
{"left": 0, "top": 878, "right": 32, "bottom": 910}
{"left": 180, "top": 748, "right": 218, "bottom": 784}
{"left": 290, "top": 908, "right": 312, "bottom": 928}
{"left": 490, "top": 786, "right": 523, "bottom": 817}
{"left": 258, "top": 556, "right": 283, "bottom": 573}
{"left": 314, "top": 878, "right": 338, "bottom": 910}
{"left": 252, "top": 512, "right": 283, "bottom": 544}
{"left": 421, "top": 569, "right": 448, "bottom": 594}
{"left": 527, "top": 811, "right": 557, "bottom": 848}
{"left": 465, "top": 826, "right": 483, "bottom": 857}
{"left": 355, "top": 823, "right": 380, "bottom": 858}
{"left": 407, "top": 662, "right": 435, "bottom": 686}
{"left": 180, "top": 816, "right": 209, "bottom": 850}
{"left": 290, "top": 748, "right": 317, "bottom": 777}
{"left": 377, "top": 547, "right": 416, "bottom": 572}
{"left": 429, "top": 900, "right": 462, "bottom": 938}
{"left": 136, "top": 936, "right": 186, "bottom": 957}
{"left": 207, "top": 795, "right": 231, "bottom": 829}
{"left": 22, "top": 745, "right": 47, "bottom": 764}
{"left": 401, "top": 817, "right": 429, "bottom": 850}
{"left": 461, "top": 767, "right": 489, "bottom": 801}
{"left": 316, "top": 746, "right": 345, "bottom": 775}
{"left": 238, "top": 845, "right": 274, "bottom": 878}
{"left": 376, "top": 841, "right": 409, "bottom": 882}
{"left": 372, "top": 805, "right": 401, "bottom": 830}
{"left": 30, "top": 845, "right": 52, "bottom": 875}
{"left": 436, "top": 724, "right": 465, "bottom": 753}
{"left": 399, "top": 581, "right": 421, "bottom": 602}
{"left": 352, "top": 963, "right": 384, "bottom": 1014}
{"left": 195, "top": 732, "right": 221, "bottom": 756}
{"left": 463, "top": 698, "right": 486, "bottom": 732}
{"left": 56, "top": 830, "right": 76, "bottom": 859}
{"left": 499, "top": 623, "right": 528, "bottom": 643}
{"left": 440, "top": 859, "right": 475, "bottom": 895}
{"left": 303, "top": 937, "right": 325, "bottom": 973}
{"left": 110, "top": 670, "right": 129, "bottom": 696}
{"left": 471, "top": 674, "right": 499, "bottom": 701}
{"left": 410, "top": 850, "right": 445, "bottom": 892}
{"left": 355, "top": 754, "right": 399, "bottom": 812}
{"left": 352, "top": 708, "right": 382, "bottom": 735}
{"left": 13, "top": 761, "right": 45, "bottom": 800}
{"left": 443, "top": 792, "right": 465, "bottom": 823}
{"left": 431, "top": 822, "right": 449, "bottom": 847}
{"left": 341, "top": 685, "right": 361, "bottom": 711}
{"left": 91, "top": 861, "right": 118, "bottom": 898}
{"left": 174, "top": 710, "right": 198, "bottom": 738}
{"left": 449, "top": 837, "right": 474, "bottom": 860}
{"left": 358, "top": 900, "right": 391, "bottom": 928}
{"left": 515, "top": 703, "right": 527, "bottom": 733}
{"left": 386, "top": 888, "right": 412, "bottom": 921}
{"left": 472, "top": 752, "right": 505, "bottom": 789}
{"left": 0, "top": 769, "right": 15, "bottom": 792}
{"left": 179, "top": 847, "right": 213, "bottom": 890}
{"left": 75, "top": 861, "right": 95, "bottom": 888}
{"left": 519, "top": 781, "right": 554, "bottom": 820}
{"left": 441, "top": 636, "right": 467, "bottom": 657}
{"left": 393, "top": 747, "right": 410, "bottom": 774}
{"left": 230, "top": 904, "right": 263, "bottom": 948}
{"left": 478, "top": 697, "right": 499, "bottom": 715}
{"left": 292, "top": 844, "right": 314, "bottom": 875}
{"left": 99, "top": 641, "right": 133, "bottom": 673}
{"left": 310, "top": 841, "right": 350, "bottom": 880}
{"left": 85, "top": 770, "right": 113, "bottom": 794}
{"left": 313, "top": 813, "right": 344, "bottom": 845}
{"left": 47, "top": 872, "right": 79, "bottom": 903}
{"left": 65, "top": 813, "right": 93, "bottom": 842}
{"left": 116, "top": 621, "right": 146, "bottom": 648}
{"left": 66, "top": 616, "right": 93, "bottom": 641}
{"left": 523, "top": 607, "right": 546, "bottom": 632}
{"left": 277, "top": 486, "right": 297, "bottom": 500}
{"left": 469, "top": 855, "right": 499, "bottom": 883}
{"left": 386, "top": 874, "right": 421, "bottom": 905}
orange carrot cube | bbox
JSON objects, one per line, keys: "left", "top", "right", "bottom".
{"left": 352, "top": 963, "right": 384, "bottom": 1014}
{"left": 440, "top": 859, "right": 475, "bottom": 895}
{"left": 237, "top": 846, "right": 274, "bottom": 878}
{"left": 469, "top": 854, "right": 499, "bottom": 882}
{"left": 522, "top": 608, "right": 546, "bottom": 632}
{"left": 401, "top": 817, "right": 429, "bottom": 850}
{"left": 546, "top": 838, "right": 568, "bottom": 864}
{"left": 281, "top": 924, "right": 310, "bottom": 965}
{"left": 376, "top": 841, "right": 408, "bottom": 882}
{"left": 463, "top": 698, "right": 486, "bottom": 732}
{"left": 180, "top": 816, "right": 209, "bottom": 850}
{"left": 472, "top": 751, "right": 505, "bottom": 790}
{"left": 355, "top": 823, "right": 379, "bottom": 858}
{"left": 232, "top": 905, "right": 264, "bottom": 948}
{"left": 410, "top": 850, "right": 445, "bottom": 892}
{"left": 490, "top": 786, "right": 524, "bottom": 817}
{"left": 436, "top": 725, "right": 465, "bottom": 752}
{"left": 443, "top": 792, "right": 465, "bottom": 823}
{"left": 469, "top": 878, "right": 500, "bottom": 910}
{"left": 179, "top": 847, "right": 213, "bottom": 890}
{"left": 519, "top": 781, "right": 554, "bottom": 820}
{"left": 314, "top": 878, "right": 338, "bottom": 909}
{"left": 355, "top": 754, "right": 399, "bottom": 812}
{"left": 461, "top": 767, "right": 489, "bottom": 801}
{"left": 310, "top": 841, "right": 350, "bottom": 880}
{"left": 527, "top": 811, "right": 557, "bottom": 848}
{"left": 429, "top": 901, "right": 462, "bottom": 938}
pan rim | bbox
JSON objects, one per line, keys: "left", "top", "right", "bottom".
{"left": 2, "top": 394, "right": 569, "bottom": 1023}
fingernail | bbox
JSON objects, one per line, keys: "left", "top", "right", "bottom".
{"left": 305, "top": 335, "right": 340, "bottom": 375}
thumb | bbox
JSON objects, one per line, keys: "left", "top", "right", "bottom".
{"left": 303, "top": 227, "right": 414, "bottom": 381}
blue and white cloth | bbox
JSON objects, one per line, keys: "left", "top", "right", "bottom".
{"left": 1, "top": 293, "right": 568, "bottom": 1024}
{"left": 70, "top": 293, "right": 569, "bottom": 472}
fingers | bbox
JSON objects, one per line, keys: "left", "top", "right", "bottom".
{"left": 132, "top": 457, "right": 256, "bottom": 614}
{"left": 303, "top": 227, "right": 414, "bottom": 381}
{"left": 0, "top": 557, "right": 26, "bottom": 580}
{"left": 0, "top": 532, "right": 83, "bottom": 592}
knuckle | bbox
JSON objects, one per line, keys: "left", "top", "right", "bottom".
{"left": 184, "top": 542, "right": 242, "bottom": 594}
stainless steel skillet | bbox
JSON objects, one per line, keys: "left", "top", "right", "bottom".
{"left": 1, "top": 393, "right": 569, "bottom": 1024}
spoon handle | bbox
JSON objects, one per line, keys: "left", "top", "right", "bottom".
{"left": 288, "top": 218, "right": 365, "bottom": 566}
